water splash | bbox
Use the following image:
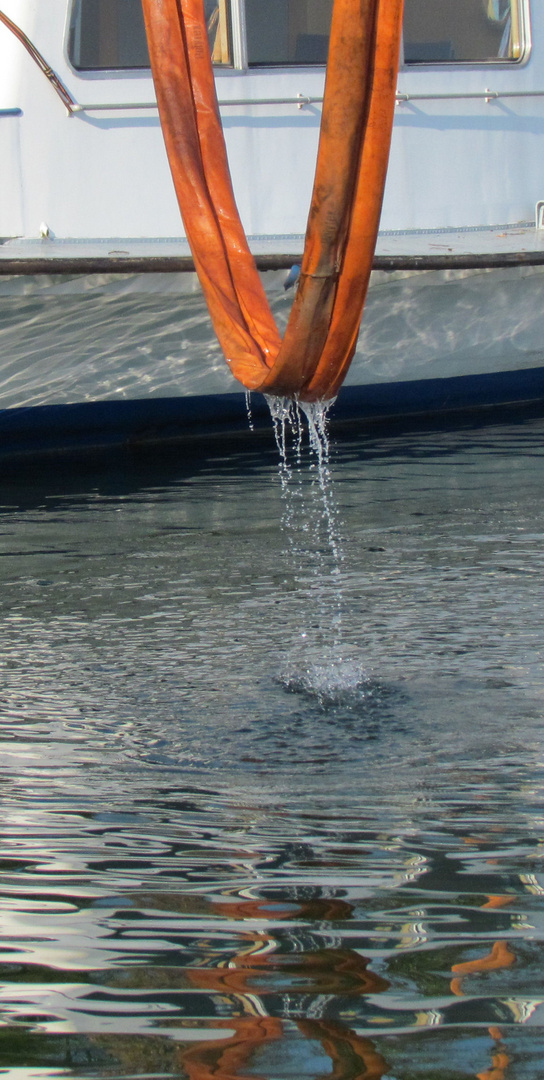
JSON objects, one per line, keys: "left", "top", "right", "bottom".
{"left": 265, "top": 395, "right": 365, "bottom": 701}
{"left": 279, "top": 652, "right": 369, "bottom": 708}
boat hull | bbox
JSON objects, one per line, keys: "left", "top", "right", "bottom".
{"left": 1, "top": 259, "right": 544, "bottom": 458}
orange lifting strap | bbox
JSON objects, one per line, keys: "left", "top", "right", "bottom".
{"left": 141, "top": 0, "right": 403, "bottom": 402}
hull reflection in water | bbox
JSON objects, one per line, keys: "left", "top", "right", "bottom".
{"left": 2, "top": 421, "right": 544, "bottom": 1076}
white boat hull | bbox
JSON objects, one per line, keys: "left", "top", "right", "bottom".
{"left": 1, "top": 256, "right": 544, "bottom": 459}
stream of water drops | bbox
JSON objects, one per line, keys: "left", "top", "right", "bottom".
{"left": 266, "top": 394, "right": 368, "bottom": 706}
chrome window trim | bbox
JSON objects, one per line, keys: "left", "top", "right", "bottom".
{"left": 229, "top": 0, "right": 248, "bottom": 69}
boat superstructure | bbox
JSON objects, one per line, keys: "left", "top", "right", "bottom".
{"left": 0, "top": 0, "right": 540, "bottom": 247}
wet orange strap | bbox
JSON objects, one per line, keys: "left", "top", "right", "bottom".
{"left": 142, "top": 0, "right": 403, "bottom": 401}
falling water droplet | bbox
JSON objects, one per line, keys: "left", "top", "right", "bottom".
{"left": 244, "top": 389, "right": 254, "bottom": 431}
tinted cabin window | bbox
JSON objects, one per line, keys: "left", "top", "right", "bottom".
{"left": 68, "top": 0, "right": 231, "bottom": 69}
{"left": 68, "top": 0, "right": 522, "bottom": 70}
{"left": 403, "top": 0, "right": 521, "bottom": 62}
{"left": 246, "top": 0, "right": 333, "bottom": 64}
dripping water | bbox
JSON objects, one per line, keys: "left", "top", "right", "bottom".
{"left": 265, "top": 394, "right": 368, "bottom": 705}
{"left": 244, "top": 389, "right": 254, "bottom": 431}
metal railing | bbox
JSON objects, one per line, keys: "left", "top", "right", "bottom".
{"left": 71, "top": 94, "right": 324, "bottom": 112}
{"left": 396, "top": 88, "right": 544, "bottom": 102}
{"left": 70, "top": 88, "right": 544, "bottom": 112}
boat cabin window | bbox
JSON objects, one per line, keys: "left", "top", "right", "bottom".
{"left": 245, "top": 0, "right": 333, "bottom": 65}
{"left": 403, "top": 0, "right": 522, "bottom": 62}
{"left": 68, "top": 0, "right": 231, "bottom": 70}
{"left": 67, "top": 0, "right": 524, "bottom": 71}
{"left": 245, "top": 0, "right": 522, "bottom": 65}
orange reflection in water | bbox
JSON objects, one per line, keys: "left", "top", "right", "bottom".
{"left": 450, "top": 939, "right": 516, "bottom": 996}
{"left": 178, "top": 1017, "right": 283, "bottom": 1080}
{"left": 450, "top": 936, "right": 515, "bottom": 1080}
{"left": 481, "top": 896, "right": 515, "bottom": 910}
{"left": 177, "top": 894, "right": 389, "bottom": 1079}
{"left": 477, "top": 1028, "right": 511, "bottom": 1080}
{"left": 297, "top": 1019, "right": 389, "bottom": 1079}
{"left": 188, "top": 894, "right": 387, "bottom": 997}
{"left": 177, "top": 1016, "right": 389, "bottom": 1080}
{"left": 213, "top": 896, "right": 355, "bottom": 923}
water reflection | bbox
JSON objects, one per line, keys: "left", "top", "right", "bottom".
{"left": 92, "top": 893, "right": 392, "bottom": 1077}
{"left": 172, "top": 895, "right": 390, "bottom": 1077}
{"left": 2, "top": 421, "right": 544, "bottom": 1076}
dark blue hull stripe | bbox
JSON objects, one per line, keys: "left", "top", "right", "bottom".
{"left": 2, "top": 365, "right": 544, "bottom": 459}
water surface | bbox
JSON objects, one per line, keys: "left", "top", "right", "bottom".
{"left": 1, "top": 417, "right": 544, "bottom": 1078}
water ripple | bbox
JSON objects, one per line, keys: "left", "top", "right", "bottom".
{"left": 1, "top": 422, "right": 544, "bottom": 1075}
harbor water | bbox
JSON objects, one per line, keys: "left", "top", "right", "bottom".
{"left": 1, "top": 414, "right": 544, "bottom": 1078}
